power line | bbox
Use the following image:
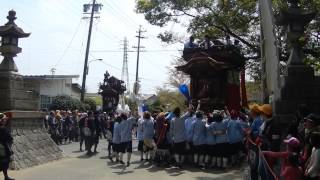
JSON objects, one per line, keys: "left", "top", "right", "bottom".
{"left": 53, "top": 18, "right": 82, "bottom": 68}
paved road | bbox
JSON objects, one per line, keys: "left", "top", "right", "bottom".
{"left": 10, "top": 139, "right": 246, "bottom": 180}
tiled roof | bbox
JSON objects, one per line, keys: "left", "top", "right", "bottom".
{"left": 23, "top": 75, "right": 79, "bottom": 80}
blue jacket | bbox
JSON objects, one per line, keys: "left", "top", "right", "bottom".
{"left": 227, "top": 118, "right": 244, "bottom": 143}
{"left": 185, "top": 116, "right": 196, "bottom": 142}
{"left": 251, "top": 116, "right": 264, "bottom": 138}
{"left": 206, "top": 123, "right": 216, "bottom": 145}
{"left": 170, "top": 112, "right": 189, "bottom": 143}
{"left": 112, "top": 122, "right": 121, "bottom": 144}
{"left": 211, "top": 120, "right": 228, "bottom": 144}
{"left": 137, "top": 118, "right": 144, "bottom": 141}
{"left": 143, "top": 119, "right": 154, "bottom": 140}
{"left": 120, "top": 118, "right": 134, "bottom": 143}
{"left": 191, "top": 118, "right": 206, "bottom": 146}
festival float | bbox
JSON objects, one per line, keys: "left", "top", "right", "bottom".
{"left": 177, "top": 39, "right": 247, "bottom": 112}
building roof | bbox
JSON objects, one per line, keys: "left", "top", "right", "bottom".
{"left": 72, "top": 83, "right": 81, "bottom": 92}
{"left": 23, "top": 75, "right": 79, "bottom": 80}
{"left": 141, "top": 94, "right": 157, "bottom": 101}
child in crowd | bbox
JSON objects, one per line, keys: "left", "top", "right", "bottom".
{"left": 211, "top": 112, "right": 229, "bottom": 169}
{"left": 137, "top": 114, "right": 145, "bottom": 161}
{"left": 191, "top": 111, "right": 206, "bottom": 167}
{"left": 263, "top": 137, "right": 302, "bottom": 179}
{"left": 227, "top": 110, "right": 245, "bottom": 166}
{"left": 170, "top": 107, "right": 189, "bottom": 168}
{"left": 305, "top": 132, "right": 320, "bottom": 180}
{"left": 119, "top": 113, "right": 135, "bottom": 166}
{"left": 142, "top": 112, "right": 156, "bottom": 161}
{"left": 282, "top": 153, "right": 303, "bottom": 180}
{"left": 154, "top": 113, "right": 170, "bottom": 166}
{"left": 109, "top": 116, "right": 122, "bottom": 163}
{"left": 205, "top": 115, "right": 216, "bottom": 168}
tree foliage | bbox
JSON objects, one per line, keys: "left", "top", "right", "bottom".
{"left": 84, "top": 98, "right": 97, "bottom": 111}
{"left": 50, "top": 95, "right": 88, "bottom": 111}
{"left": 156, "top": 87, "right": 187, "bottom": 112}
{"left": 136, "top": 0, "right": 320, "bottom": 79}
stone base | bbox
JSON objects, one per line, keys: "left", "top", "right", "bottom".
{"left": 274, "top": 65, "right": 320, "bottom": 125}
{"left": 6, "top": 111, "right": 63, "bottom": 170}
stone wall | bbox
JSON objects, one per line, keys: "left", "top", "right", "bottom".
{"left": 8, "top": 111, "right": 63, "bottom": 170}
{"left": 0, "top": 73, "right": 38, "bottom": 111}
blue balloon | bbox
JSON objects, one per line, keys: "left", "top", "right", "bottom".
{"left": 179, "top": 84, "right": 190, "bottom": 102}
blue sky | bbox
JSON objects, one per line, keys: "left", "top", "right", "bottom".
{"left": 0, "top": 0, "right": 184, "bottom": 94}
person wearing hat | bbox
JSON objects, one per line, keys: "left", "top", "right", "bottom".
{"left": 259, "top": 104, "right": 281, "bottom": 151}
{"left": 263, "top": 137, "right": 303, "bottom": 180}
{"left": 248, "top": 104, "right": 263, "bottom": 139}
{"left": 0, "top": 113, "right": 14, "bottom": 180}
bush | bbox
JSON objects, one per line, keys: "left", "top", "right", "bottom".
{"left": 50, "top": 95, "right": 87, "bottom": 111}
{"left": 84, "top": 98, "right": 97, "bottom": 111}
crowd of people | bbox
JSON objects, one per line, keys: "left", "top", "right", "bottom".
{"left": 44, "top": 110, "right": 108, "bottom": 154}
{"left": 1, "top": 102, "right": 319, "bottom": 180}
{"left": 42, "top": 102, "right": 320, "bottom": 180}
{"left": 184, "top": 35, "right": 240, "bottom": 50}
{"left": 43, "top": 103, "right": 318, "bottom": 175}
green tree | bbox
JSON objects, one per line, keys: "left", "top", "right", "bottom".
{"left": 136, "top": 0, "right": 320, "bottom": 79}
{"left": 125, "top": 97, "right": 138, "bottom": 113}
{"left": 84, "top": 98, "right": 97, "bottom": 111}
{"left": 156, "top": 87, "right": 187, "bottom": 112}
{"left": 147, "top": 99, "right": 163, "bottom": 113}
{"left": 50, "top": 95, "right": 86, "bottom": 111}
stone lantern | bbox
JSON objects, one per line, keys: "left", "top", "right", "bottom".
{"left": 0, "top": 10, "right": 30, "bottom": 72}
{"left": 272, "top": 0, "right": 320, "bottom": 142}
{"left": 0, "top": 10, "right": 63, "bottom": 170}
{"left": 276, "top": 0, "right": 316, "bottom": 65}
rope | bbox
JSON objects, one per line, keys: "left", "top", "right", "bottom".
{"left": 246, "top": 134, "right": 279, "bottom": 180}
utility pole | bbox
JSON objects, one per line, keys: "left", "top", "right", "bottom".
{"left": 133, "top": 25, "right": 146, "bottom": 96}
{"left": 80, "top": 0, "right": 102, "bottom": 102}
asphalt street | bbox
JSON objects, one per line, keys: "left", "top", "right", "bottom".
{"left": 10, "top": 139, "right": 246, "bottom": 180}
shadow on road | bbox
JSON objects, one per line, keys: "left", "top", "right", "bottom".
{"left": 77, "top": 152, "right": 99, "bottom": 159}
{"left": 72, "top": 150, "right": 83, "bottom": 153}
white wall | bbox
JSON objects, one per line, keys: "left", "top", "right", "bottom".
{"left": 39, "top": 78, "right": 72, "bottom": 97}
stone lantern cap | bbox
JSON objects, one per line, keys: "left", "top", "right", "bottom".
{"left": 0, "top": 10, "right": 30, "bottom": 38}
{"left": 275, "top": 1, "right": 317, "bottom": 26}
{"left": 276, "top": 9, "right": 317, "bottom": 26}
